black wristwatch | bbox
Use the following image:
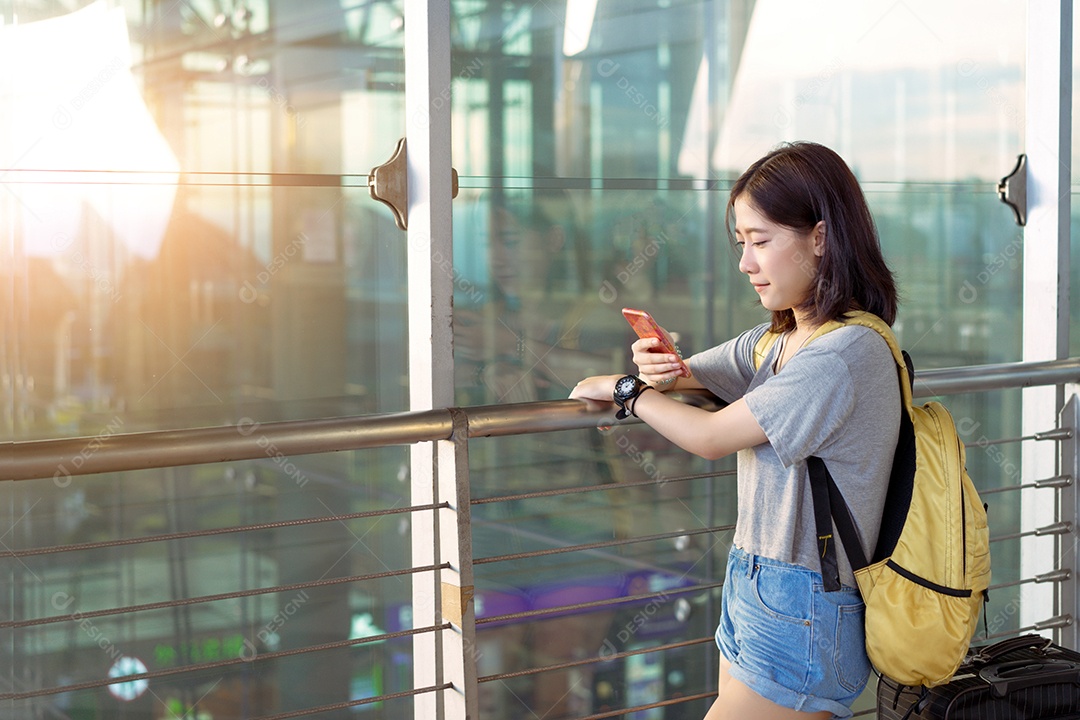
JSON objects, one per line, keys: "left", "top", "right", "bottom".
{"left": 613, "top": 375, "right": 650, "bottom": 420}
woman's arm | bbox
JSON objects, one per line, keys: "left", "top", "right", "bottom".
{"left": 569, "top": 374, "right": 766, "bottom": 460}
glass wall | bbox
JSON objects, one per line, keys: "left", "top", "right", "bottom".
{"left": 2, "top": 0, "right": 410, "bottom": 442}
{"left": 2, "top": 0, "right": 1037, "bottom": 718}
{"left": 3, "top": 1, "right": 414, "bottom": 718}
{"left": 452, "top": 1, "right": 1027, "bottom": 717}
{"left": 7, "top": 445, "right": 414, "bottom": 719}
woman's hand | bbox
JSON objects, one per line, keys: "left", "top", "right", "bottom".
{"left": 632, "top": 337, "right": 685, "bottom": 387}
{"left": 568, "top": 374, "right": 621, "bottom": 407}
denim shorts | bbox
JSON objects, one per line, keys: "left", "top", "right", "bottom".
{"left": 715, "top": 546, "right": 871, "bottom": 719}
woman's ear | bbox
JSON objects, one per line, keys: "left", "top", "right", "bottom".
{"left": 812, "top": 221, "right": 826, "bottom": 257}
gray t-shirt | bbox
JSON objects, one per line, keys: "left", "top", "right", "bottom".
{"left": 689, "top": 322, "right": 900, "bottom": 587}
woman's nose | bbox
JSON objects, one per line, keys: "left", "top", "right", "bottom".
{"left": 738, "top": 246, "right": 756, "bottom": 274}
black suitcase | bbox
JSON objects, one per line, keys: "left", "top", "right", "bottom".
{"left": 877, "top": 634, "right": 1080, "bottom": 720}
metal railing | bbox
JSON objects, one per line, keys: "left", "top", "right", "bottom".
{"left": 4, "top": 355, "right": 1080, "bottom": 718}
{"left": 7, "top": 357, "right": 1080, "bottom": 482}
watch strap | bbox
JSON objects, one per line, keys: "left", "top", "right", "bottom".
{"left": 627, "top": 385, "right": 656, "bottom": 418}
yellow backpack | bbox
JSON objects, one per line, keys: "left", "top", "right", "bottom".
{"left": 752, "top": 311, "right": 991, "bottom": 688}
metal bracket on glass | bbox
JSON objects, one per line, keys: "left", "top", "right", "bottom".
{"left": 366, "top": 137, "right": 459, "bottom": 231}
{"left": 998, "top": 153, "right": 1027, "bottom": 227}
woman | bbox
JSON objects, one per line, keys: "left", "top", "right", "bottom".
{"left": 570, "top": 142, "right": 900, "bottom": 719}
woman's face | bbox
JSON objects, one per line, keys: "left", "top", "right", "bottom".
{"left": 733, "top": 196, "right": 824, "bottom": 317}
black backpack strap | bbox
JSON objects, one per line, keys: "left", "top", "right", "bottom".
{"left": 808, "top": 456, "right": 869, "bottom": 592}
{"left": 808, "top": 456, "right": 842, "bottom": 592}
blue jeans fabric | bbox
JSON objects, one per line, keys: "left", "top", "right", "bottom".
{"left": 715, "top": 546, "right": 871, "bottom": 719}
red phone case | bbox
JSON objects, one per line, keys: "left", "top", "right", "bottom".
{"left": 621, "top": 308, "right": 690, "bottom": 376}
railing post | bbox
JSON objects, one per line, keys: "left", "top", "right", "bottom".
{"left": 437, "top": 409, "right": 478, "bottom": 718}
{"left": 404, "top": 0, "right": 454, "bottom": 717}
{"left": 1021, "top": 0, "right": 1072, "bottom": 635}
{"left": 1059, "top": 394, "right": 1080, "bottom": 649}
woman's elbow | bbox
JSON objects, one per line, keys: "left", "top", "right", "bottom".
{"left": 688, "top": 442, "right": 732, "bottom": 462}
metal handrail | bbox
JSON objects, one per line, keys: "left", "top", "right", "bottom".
{"left": 5, "top": 357, "right": 1080, "bottom": 482}
{"left": 915, "top": 357, "right": 1080, "bottom": 396}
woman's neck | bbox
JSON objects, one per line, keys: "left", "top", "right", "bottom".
{"left": 791, "top": 311, "right": 819, "bottom": 338}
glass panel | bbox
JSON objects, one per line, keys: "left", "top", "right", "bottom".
{"left": 2, "top": 0, "right": 407, "bottom": 440}
{"left": 452, "top": 0, "right": 1025, "bottom": 717}
{"left": 9, "top": 445, "right": 415, "bottom": 719}
{"left": 2, "top": 1, "right": 416, "bottom": 718}
{"left": 471, "top": 427, "right": 733, "bottom": 718}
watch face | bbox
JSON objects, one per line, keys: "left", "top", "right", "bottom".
{"left": 614, "top": 375, "right": 639, "bottom": 400}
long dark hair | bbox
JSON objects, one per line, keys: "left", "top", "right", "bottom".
{"left": 725, "top": 142, "right": 897, "bottom": 332}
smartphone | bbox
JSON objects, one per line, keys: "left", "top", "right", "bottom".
{"left": 621, "top": 307, "right": 691, "bottom": 377}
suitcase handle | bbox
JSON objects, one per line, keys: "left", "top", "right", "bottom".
{"left": 978, "top": 658, "right": 1080, "bottom": 699}
{"left": 967, "top": 634, "right": 1053, "bottom": 667}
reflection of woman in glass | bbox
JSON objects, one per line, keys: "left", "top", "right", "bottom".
{"left": 456, "top": 190, "right": 606, "bottom": 404}
{"left": 571, "top": 143, "right": 899, "bottom": 719}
